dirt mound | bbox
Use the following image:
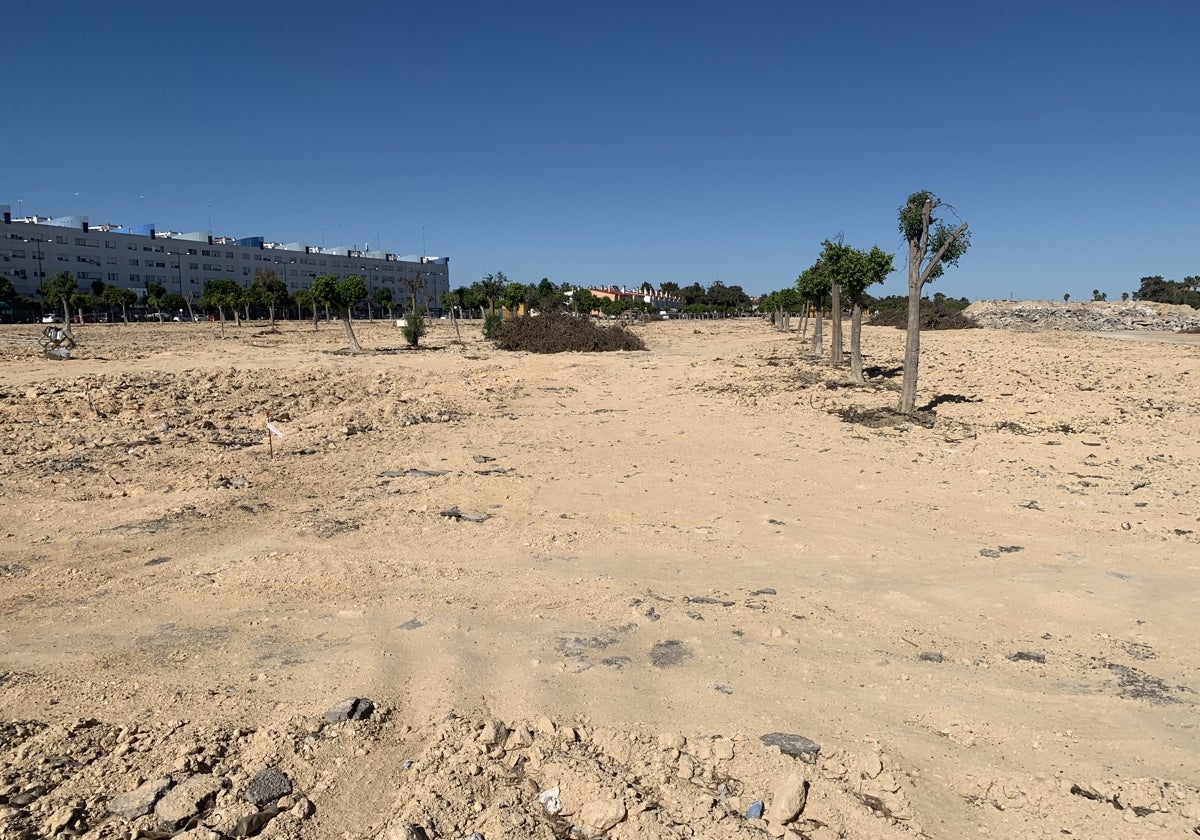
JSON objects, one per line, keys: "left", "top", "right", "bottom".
{"left": 493, "top": 314, "right": 646, "bottom": 353}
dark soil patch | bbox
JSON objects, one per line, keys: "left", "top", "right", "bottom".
{"left": 832, "top": 405, "right": 934, "bottom": 428}
{"left": 649, "top": 639, "right": 693, "bottom": 668}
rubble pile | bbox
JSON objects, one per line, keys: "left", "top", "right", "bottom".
{"left": 963, "top": 300, "right": 1200, "bottom": 332}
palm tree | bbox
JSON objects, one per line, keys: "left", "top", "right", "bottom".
{"left": 479, "top": 271, "right": 506, "bottom": 316}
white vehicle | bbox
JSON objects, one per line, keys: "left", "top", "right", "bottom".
{"left": 41, "top": 314, "right": 64, "bottom": 324}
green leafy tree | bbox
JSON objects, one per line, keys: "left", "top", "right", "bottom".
{"left": 143, "top": 282, "right": 167, "bottom": 322}
{"left": 534, "top": 278, "right": 563, "bottom": 312}
{"left": 101, "top": 285, "right": 138, "bottom": 323}
{"left": 294, "top": 287, "right": 318, "bottom": 330}
{"left": 312, "top": 274, "right": 366, "bottom": 352}
{"left": 161, "top": 292, "right": 187, "bottom": 317}
{"left": 248, "top": 269, "right": 289, "bottom": 325}
{"left": 679, "top": 283, "right": 706, "bottom": 306}
{"left": 573, "top": 288, "right": 599, "bottom": 316}
{"left": 659, "top": 281, "right": 680, "bottom": 297}
{"left": 796, "top": 263, "right": 831, "bottom": 352}
{"left": 373, "top": 286, "right": 394, "bottom": 318}
{"left": 0, "top": 276, "right": 15, "bottom": 324}
{"left": 599, "top": 296, "right": 631, "bottom": 318}
{"left": 70, "top": 292, "right": 94, "bottom": 322}
{"left": 897, "top": 191, "right": 970, "bottom": 414}
{"left": 201, "top": 279, "right": 243, "bottom": 335}
{"left": 457, "top": 285, "right": 485, "bottom": 318}
{"left": 819, "top": 241, "right": 894, "bottom": 382}
{"left": 478, "top": 271, "right": 507, "bottom": 316}
{"left": 704, "top": 281, "right": 750, "bottom": 313}
{"left": 41, "top": 272, "right": 79, "bottom": 333}
{"left": 500, "top": 282, "right": 529, "bottom": 316}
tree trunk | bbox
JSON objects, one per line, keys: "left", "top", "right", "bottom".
{"left": 311, "top": 305, "right": 319, "bottom": 332}
{"left": 450, "top": 306, "right": 463, "bottom": 343}
{"left": 268, "top": 302, "right": 276, "bottom": 326}
{"left": 120, "top": 303, "right": 129, "bottom": 324}
{"left": 811, "top": 298, "right": 823, "bottom": 355}
{"left": 829, "top": 282, "right": 843, "bottom": 367}
{"left": 218, "top": 307, "right": 227, "bottom": 339}
{"left": 799, "top": 304, "right": 808, "bottom": 342}
{"left": 61, "top": 300, "right": 75, "bottom": 340}
{"left": 184, "top": 295, "right": 195, "bottom": 323}
{"left": 898, "top": 244, "right": 924, "bottom": 414}
{"left": 341, "top": 310, "right": 362, "bottom": 352}
{"left": 849, "top": 296, "right": 865, "bottom": 384}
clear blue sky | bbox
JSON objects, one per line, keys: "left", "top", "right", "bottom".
{"left": 4, "top": 1, "right": 1197, "bottom": 301}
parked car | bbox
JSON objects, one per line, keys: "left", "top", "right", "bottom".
{"left": 41, "top": 314, "right": 64, "bottom": 324}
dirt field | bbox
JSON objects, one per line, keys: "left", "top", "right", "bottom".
{"left": 1, "top": 317, "right": 1198, "bottom": 839}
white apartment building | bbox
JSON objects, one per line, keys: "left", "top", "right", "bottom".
{"left": 0, "top": 205, "right": 450, "bottom": 312}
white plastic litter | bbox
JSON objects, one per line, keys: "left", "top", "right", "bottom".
{"left": 537, "top": 786, "right": 562, "bottom": 816}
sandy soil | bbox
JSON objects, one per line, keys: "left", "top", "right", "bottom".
{"left": 1, "top": 317, "right": 1197, "bottom": 839}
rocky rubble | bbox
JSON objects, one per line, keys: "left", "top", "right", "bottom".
{"left": 0, "top": 705, "right": 935, "bottom": 840}
{"left": 963, "top": 299, "right": 1200, "bottom": 332}
{"left": 6, "top": 704, "right": 1199, "bottom": 839}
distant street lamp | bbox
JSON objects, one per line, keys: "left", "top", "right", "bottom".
{"left": 167, "top": 250, "right": 185, "bottom": 296}
{"left": 22, "top": 236, "right": 47, "bottom": 292}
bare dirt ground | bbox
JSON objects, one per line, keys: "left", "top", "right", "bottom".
{"left": 1, "top": 317, "right": 1198, "bottom": 839}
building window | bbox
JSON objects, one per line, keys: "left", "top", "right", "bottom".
{"left": 107, "top": 273, "right": 119, "bottom": 282}
{"left": 129, "top": 259, "right": 139, "bottom": 266}
{"left": 129, "top": 274, "right": 140, "bottom": 282}
{"left": 105, "top": 240, "right": 116, "bottom": 249}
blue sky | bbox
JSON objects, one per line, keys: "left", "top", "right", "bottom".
{"left": 4, "top": 1, "right": 1197, "bottom": 300}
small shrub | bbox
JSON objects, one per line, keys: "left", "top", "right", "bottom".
{"left": 483, "top": 313, "right": 504, "bottom": 340}
{"left": 402, "top": 310, "right": 426, "bottom": 347}
{"left": 493, "top": 312, "right": 646, "bottom": 353}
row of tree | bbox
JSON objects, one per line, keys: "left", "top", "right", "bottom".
{"left": 440, "top": 275, "right": 753, "bottom": 319}
{"left": 1131, "top": 275, "right": 1200, "bottom": 308}
{"left": 759, "top": 191, "right": 971, "bottom": 414}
